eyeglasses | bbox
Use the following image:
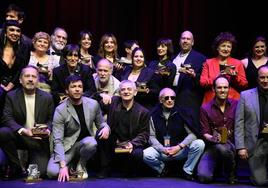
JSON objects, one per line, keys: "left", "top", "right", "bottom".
{"left": 163, "top": 96, "right": 175, "bottom": 101}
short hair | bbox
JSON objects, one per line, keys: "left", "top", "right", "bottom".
{"left": 156, "top": 38, "right": 174, "bottom": 57}
{"left": 159, "top": 88, "right": 176, "bottom": 100}
{"left": 63, "top": 44, "right": 80, "bottom": 58}
{"left": 257, "top": 65, "right": 268, "bottom": 74}
{"left": 65, "top": 75, "right": 83, "bottom": 89}
{"left": 119, "top": 80, "right": 137, "bottom": 91}
{"left": 52, "top": 27, "right": 68, "bottom": 38}
{"left": 5, "top": 4, "right": 25, "bottom": 20}
{"left": 96, "top": 58, "right": 113, "bottom": 71}
{"left": 213, "top": 75, "right": 230, "bottom": 89}
{"left": 212, "top": 32, "right": 237, "bottom": 55}
{"left": 20, "top": 65, "right": 39, "bottom": 78}
{"left": 32, "top": 31, "right": 51, "bottom": 47}
{"left": 123, "top": 40, "right": 139, "bottom": 49}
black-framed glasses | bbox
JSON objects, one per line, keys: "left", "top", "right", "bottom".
{"left": 164, "top": 96, "right": 175, "bottom": 101}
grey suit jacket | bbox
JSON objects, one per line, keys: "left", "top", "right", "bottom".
{"left": 51, "top": 96, "right": 109, "bottom": 162}
{"left": 235, "top": 88, "right": 260, "bottom": 154}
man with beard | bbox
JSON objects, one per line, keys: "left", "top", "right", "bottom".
{"left": 0, "top": 66, "right": 54, "bottom": 180}
{"left": 49, "top": 27, "right": 68, "bottom": 65}
{"left": 93, "top": 58, "right": 120, "bottom": 105}
{"left": 172, "top": 30, "right": 206, "bottom": 130}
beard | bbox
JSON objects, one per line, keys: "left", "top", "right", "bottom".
{"left": 53, "top": 42, "right": 65, "bottom": 51}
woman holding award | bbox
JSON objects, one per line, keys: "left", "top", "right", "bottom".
{"left": 200, "top": 32, "right": 248, "bottom": 104}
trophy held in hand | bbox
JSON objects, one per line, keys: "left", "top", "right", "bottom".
{"left": 32, "top": 124, "right": 49, "bottom": 138}
{"left": 155, "top": 66, "right": 170, "bottom": 76}
{"left": 136, "top": 82, "right": 148, "bottom": 93}
{"left": 220, "top": 63, "right": 237, "bottom": 76}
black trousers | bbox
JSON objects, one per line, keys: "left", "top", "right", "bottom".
{"left": 0, "top": 127, "right": 50, "bottom": 177}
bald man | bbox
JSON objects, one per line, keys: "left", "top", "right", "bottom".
{"left": 143, "top": 87, "right": 205, "bottom": 180}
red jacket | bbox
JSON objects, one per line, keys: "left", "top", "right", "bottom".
{"left": 200, "top": 57, "right": 248, "bottom": 104}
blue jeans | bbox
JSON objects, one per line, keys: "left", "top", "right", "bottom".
{"left": 143, "top": 139, "right": 205, "bottom": 175}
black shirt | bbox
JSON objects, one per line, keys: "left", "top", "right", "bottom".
{"left": 73, "top": 103, "right": 90, "bottom": 141}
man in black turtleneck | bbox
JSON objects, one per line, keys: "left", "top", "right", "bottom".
{"left": 235, "top": 65, "right": 268, "bottom": 186}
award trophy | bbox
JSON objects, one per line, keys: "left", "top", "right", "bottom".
{"left": 213, "top": 127, "right": 228, "bottom": 144}
{"left": 261, "top": 122, "right": 268, "bottom": 134}
{"left": 155, "top": 66, "right": 170, "bottom": 76}
{"left": 58, "top": 93, "right": 68, "bottom": 102}
{"left": 114, "top": 141, "right": 131, "bottom": 153}
{"left": 220, "top": 63, "right": 237, "bottom": 76}
{"left": 136, "top": 82, "right": 148, "bottom": 93}
{"left": 181, "top": 63, "right": 192, "bottom": 70}
{"left": 32, "top": 124, "right": 49, "bottom": 138}
{"left": 24, "top": 164, "right": 42, "bottom": 183}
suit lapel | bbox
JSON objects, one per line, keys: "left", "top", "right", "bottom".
{"left": 251, "top": 89, "right": 260, "bottom": 124}
{"left": 17, "top": 89, "right": 26, "bottom": 120}
{"left": 34, "top": 90, "right": 41, "bottom": 122}
{"left": 67, "top": 101, "right": 80, "bottom": 124}
{"left": 82, "top": 98, "right": 90, "bottom": 128}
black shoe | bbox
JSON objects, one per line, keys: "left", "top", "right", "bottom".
{"left": 2, "top": 165, "right": 23, "bottom": 181}
{"left": 181, "top": 171, "right": 195, "bottom": 181}
{"left": 228, "top": 176, "right": 238, "bottom": 184}
{"left": 96, "top": 168, "right": 110, "bottom": 179}
{"left": 156, "top": 168, "right": 168, "bottom": 178}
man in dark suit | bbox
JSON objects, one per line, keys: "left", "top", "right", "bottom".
{"left": 51, "top": 44, "right": 96, "bottom": 105}
{"left": 172, "top": 30, "right": 206, "bottom": 130}
{"left": 235, "top": 65, "right": 268, "bottom": 186}
{"left": 0, "top": 66, "right": 54, "bottom": 180}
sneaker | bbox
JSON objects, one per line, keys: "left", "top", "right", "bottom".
{"left": 181, "top": 171, "right": 195, "bottom": 181}
{"left": 76, "top": 161, "right": 88, "bottom": 179}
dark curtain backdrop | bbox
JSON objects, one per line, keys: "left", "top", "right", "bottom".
{"left": 1, "top": 0, "right": 267, "bottom": 60}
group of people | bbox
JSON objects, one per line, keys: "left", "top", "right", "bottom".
{"left": 0, "top": 3, "right": 268, "bottom": 187}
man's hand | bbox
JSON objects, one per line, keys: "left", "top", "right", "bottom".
{"left": 58, "top": 166, "right": 69, "bottom": 182}
{"left": 98, "top": 126, "right": 110, "bottom": 139}
{"left": 21, "top": 128, "right": 33, "bottom": 137}
{"left": 100, "top": 93, "right": 112, "bottom": 105}
{"left": 166, "top": 145, "right": 181, "bottom": 156}
{"left": 125, "top": 142, "right": 133, "bottom": 153}
{"left": 186, "top": 68, "right": 196, "bottom": 77}
{"left": 238, "top": 149, "right": 248, "bottom": 160}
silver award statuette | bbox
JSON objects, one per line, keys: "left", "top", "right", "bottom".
{"left": 24, "top": 164, "right": 42, "bottom": 183}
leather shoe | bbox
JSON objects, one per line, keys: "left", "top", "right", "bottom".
{"left": 181, "top": 171, "right": 195, "bottom": 181}
{"left": 96, "top": 168, "right": 110, "bottom": 179}
{"left": 228, "top": 176, "right": 238, "bottom": 184}
{"left": 2, "top": 165, "right": 23, "bottom": 181}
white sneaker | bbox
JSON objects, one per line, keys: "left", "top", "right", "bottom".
{"left": 76, "top": 161, "right": 88, "bottom": 179}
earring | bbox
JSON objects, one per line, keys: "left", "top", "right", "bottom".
{"left": 4, "top": 34, "right": 7, "bottom": 45}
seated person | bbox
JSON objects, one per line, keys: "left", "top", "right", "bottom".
{"left": 47, "top": 75, "right": 110, "bottom": 182}
{"left": 197, "top": 76, "right": 238, "bottom": 184}
{"left": 100, "top": 80, "right": 150, "bottom": 177}
{"left": 143, "top": 88, "right": 205, "bottom": 180}
{"left": 0, "top": 66, "right": 54, "bottom": 179}
{"left": 51, "top": 44, "right": 96, "bottom": 105}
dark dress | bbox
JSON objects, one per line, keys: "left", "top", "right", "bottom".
{"left": 245, "top": 57, "right": 268, "bottom": 89}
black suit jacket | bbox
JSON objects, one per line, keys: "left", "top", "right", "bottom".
{"left": 1, "top": 88, "right": 54, "bottom": 132}
{"left": 51, "top": 63, "right": 97, "bottom": 104}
